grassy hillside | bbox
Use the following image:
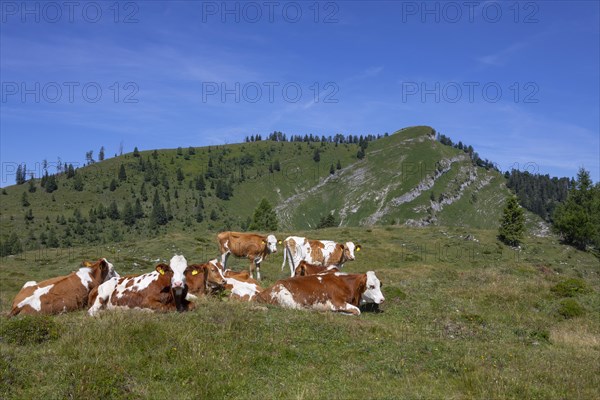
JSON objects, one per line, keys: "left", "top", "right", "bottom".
{"left": 0, "top": 126, "right": 512, "bottom": 252}
{"left": 1, "top": 225, "right": 598, "bottom": 399}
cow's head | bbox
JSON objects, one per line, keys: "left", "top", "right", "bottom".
{"left": 264, "top": 234, "right": 278, "bottom": 253}
{"left": 168, "top": 255, "right": 188, "bottom": 291}
{"left": 206, "top": 259, "right": 227, "bottom": 290}
{"left": 185, "top": 260, "right": 227, "bottom": 296}
{"left": 342, "top": 242, "right": 360, "bottom": 261}
{"left": 360, "top": 271, "right": 385, "bottom": 305}
{"left": 101, "top": 258, "right": 120, "bottom": 280}
{"left": 184, "top": 264, "right": 208, "bottom": 296}
{"left": 155, "top": 255, "right": 189, "bottom": 311}
{"left": 85, "top": 258, "right": 120, "bottom": 282}
{"left": 294, "top": 262, "right": 307, "bottom": 277}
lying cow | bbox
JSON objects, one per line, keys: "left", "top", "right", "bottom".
{"left": 9, "top": 258, "right": 119, "bottom": 316}
{"left": 294, "top": 260, "right": 340, "bottom": 277}
{"left": 185, "top": 259, "right": 227, "bottom": 300}
{"left": 217, "top": 231, "right": 279, "bottom": 280}
{"left": 258, "top": 271, "right": 384, "bottom": 315}
{"left": 281, "top": 236, "right": 361, "bottom": 277}
{"left": 223, "top": 269, "right": 263, "bottom": 301}
{"left": 88, "top": 255, "right": 217, "bottom": 316}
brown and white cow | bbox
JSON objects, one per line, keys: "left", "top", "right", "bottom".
{"left": 217, "top": 231, "right": 279, "bottom": 280}
{"left": 222, "top": 269, "right": 263, "bottom": 301}
{"left": 185, "top": 259, "right": 227, "bottom": 300}
{"left": 87, "top": 255, "right": 208, "bottom": 316}
{"left": 9, "top": 258, "right": 119, "bottom": 316}
{"left": 293, "top": 260, "right": 340, "bottom": 277}
{"left": 258, "top": 271, "right": 384, "bottom": 315}
{"left": 281, "top": 236, "right": 361, "bottom": 277}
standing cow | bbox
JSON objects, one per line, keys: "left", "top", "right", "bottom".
{"left": 217, "top": 231, "right": 279, "bottom": 280}
{"left": 10, "top": 258, "right": 120, "bottom": 316}
{"left": 281, "top": 236, "right": 361, "bottom": 277}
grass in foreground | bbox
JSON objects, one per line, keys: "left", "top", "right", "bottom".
{"left": 1, "top": 226, "right": 599, "bottom": 399}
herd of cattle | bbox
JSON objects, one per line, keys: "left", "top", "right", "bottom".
{"left": 9, "top": 232, "right": 385, "bottom": 317}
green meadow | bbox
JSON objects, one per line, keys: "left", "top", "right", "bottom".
{"left": 1, "top": 226, "right": 598, "bottom": 399}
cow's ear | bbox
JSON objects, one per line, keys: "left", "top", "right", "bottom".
{"left": 186, "top": 265, "right": 203, "bottom": 276}
{"left": 82, "top": 260, "right": 93, "bottom": 267}
{"left": 262, "top": 240, "right": 266, "bottom": 244}
{"left": 340, "top": 244, "right": 345, "bottom": 250}
{"left": 156, "top": 264, "right": 169, "bottom": 275}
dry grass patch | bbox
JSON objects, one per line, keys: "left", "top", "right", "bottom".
{"left": 550, "top": 322, "right": 600, "bottom": 348}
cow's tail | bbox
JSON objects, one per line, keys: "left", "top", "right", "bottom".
{"left": 281, "top": 242, "right": 287, "bottom": 271}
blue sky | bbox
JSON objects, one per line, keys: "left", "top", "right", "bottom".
{"left": 1, "top": 0, "right": 599, "bottom": 186}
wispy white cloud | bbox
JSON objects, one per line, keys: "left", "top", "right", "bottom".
{"left": 476, "top": 41, "right": 530, "bottom": 67}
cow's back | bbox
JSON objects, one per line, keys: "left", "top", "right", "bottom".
{"left": 219, "top": 231, "right": 265, "bottom": 257}
{"left": 10, "top": 272, "right": 90, "bottom": 316}
{"left": 259, "top": 274, "right": 347, "bottom": 306}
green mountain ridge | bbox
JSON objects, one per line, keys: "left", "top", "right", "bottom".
{"left": 0, "top": 126, "right": 516, "bottom": 249}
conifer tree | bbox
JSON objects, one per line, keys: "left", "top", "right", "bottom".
{"left": 108, "top": 200, "right": 120, "bottom": 220}
{"left": 21, "top": 191, "right": 30, "bottom": 207}
{"left": 134, "top": 198, "right": 144, "bottom": 219}
{"left": 45, "top": 175, "right": 58, "bottom": 193}
{"left": 122, "top": 201, "right": 136, "bottom": 226}
{"left": 553, "top": 168, "right": 599, "bottom": 249}
{"left": 313, "top": 149, "right": 320, "bottom": 163}
{"left": 73, "top": 174, "right": 84, "bottom": 191}
{"left": 150, "top": 190, "right": 168, "bottom": 226}
{"left": 195, "top": 197, "right": 204, "bottom": 223}
{"left": 498, "top": 196, "right": 525, "bottom": 246}
{"left": 249, "top": 198, "right": 278, "bottom": 231}
{"left": 119, "top": 165, "right": 127, "bottom": 181}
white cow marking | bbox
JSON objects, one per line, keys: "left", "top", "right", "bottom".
{"left": 311, "top": 300, "right": 336, "bottom": 312}
{"left": 23, "top": 281, "right": 37, "bottom": 288}
{"left": 226, "top": 278, "right": 259, "bottom": 300}
{"left": 76, "top": 268, "right": 93, "bottom": 289}
{"left": 170, "top": 255, "right": 188, "bottom": 287}
{"left": 88, "top": 277, "right": 119, "bottom": 316}
{"left": 271, "top": 285, "right": 301, "bottom": 309}
{"left": 361, "top": 271, "right": 385, "bottom": 305}
{"left": 17, "top": 284, "right": 54, "bottom": 311}
{"left": 116, "top": 272, "right": 159, "bottom": 298}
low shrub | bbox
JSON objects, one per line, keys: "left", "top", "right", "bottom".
{"left": 551, "top": 278, "right": 588, "bottom": 297}
{"left": 0, "top": 315, "right": 61, "bottom": 345}
{"left": 557, "top": 298, "right": 585, "bottom": 319}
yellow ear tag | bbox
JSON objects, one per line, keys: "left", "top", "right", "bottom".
{"left": 356, "top": 247, "right": 361, "bottom": 252}
{"left": 192, "top": 270, "right": 199, "bottom": 275}
{"left": 158, "top": 269, "right": 165, "bottom": 275}
{"left": 278, "top": 240, "right": 282, "bottom": 244}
